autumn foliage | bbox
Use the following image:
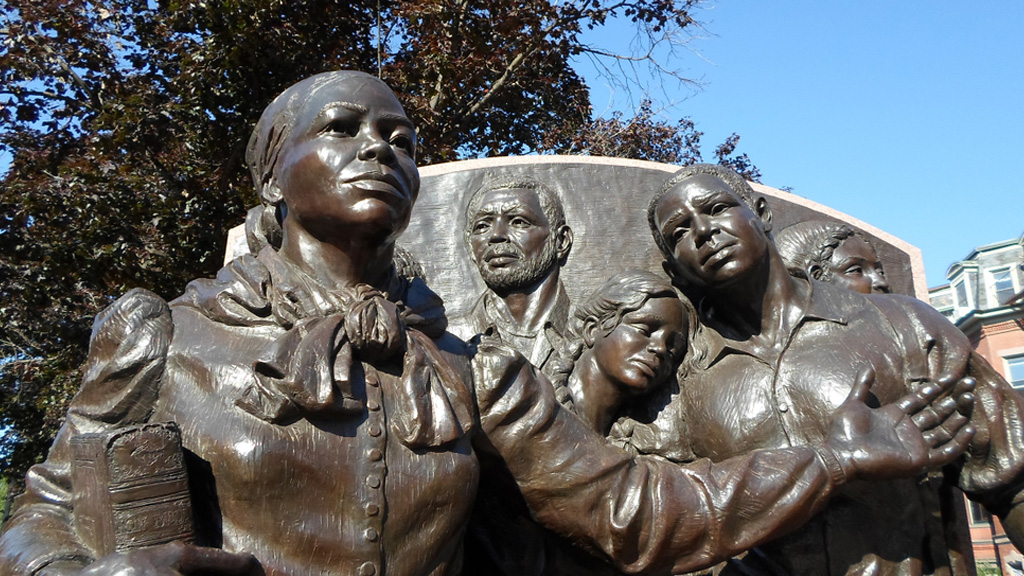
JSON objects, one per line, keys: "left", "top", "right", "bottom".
{"left": 0, "top": 0, "right": 756, "bottom": 483}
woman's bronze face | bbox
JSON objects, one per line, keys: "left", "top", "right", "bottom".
{"left": 590, "top": 296, "right": 686, "bottom": 394}
{"left": 275, "top": 75, "right": 420, "bottom": 244}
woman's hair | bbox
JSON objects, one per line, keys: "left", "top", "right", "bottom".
{"left": 393, "top": 245, "right": 426, "bottom": 281}
{"left": 553, "top": 270, "right": 701, "bottom": 385}
{"left": 571, "top": 270, "right": 682, "bottom": 337}
{"left": 774, "top": 220, "right": 859, "bottom": 282}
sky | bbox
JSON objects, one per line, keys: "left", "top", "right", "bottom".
{"left": 576, "top": 0, "right": 1024, "bottom": 289}
{"left": 4, "top": 2, "right": 1019, "bottom": 288}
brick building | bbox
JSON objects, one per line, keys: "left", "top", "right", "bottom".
{"left": 929, "top": 233, "right": 1024, "bottom": 575}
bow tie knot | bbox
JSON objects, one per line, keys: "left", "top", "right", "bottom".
{"left": 344, "top": 285, "right": 406, "bottom": 363}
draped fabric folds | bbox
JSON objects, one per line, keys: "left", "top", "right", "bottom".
{"left": 175, "top": 247, "right": 473, "bottom": 448}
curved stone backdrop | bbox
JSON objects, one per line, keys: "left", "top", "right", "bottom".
{"left": 227, "top": 155, "right": 926, "bottom": 312}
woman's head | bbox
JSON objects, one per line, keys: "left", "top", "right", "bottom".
{"left": 244, "top": 71, "right": 420, "bottom": 251}
{"left": 775, "top": 220, "right": 890, "bottom": 294}
{"left": 572, "top": 271, "right": 695, "bottom": 394}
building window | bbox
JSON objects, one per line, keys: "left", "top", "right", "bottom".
{"left": 954, "top": 280, "right": 971, "bottom": 310}
{"left": 968, "top": 499, "right": 991, "bottom": 525}
{"left": 989, "top": 267, "right": 1017, "bottom": 306}
{"left": 931, "top": 291, "right": 953, "bottom": 310}
{"left": 1007, "top": 355, "right": 1024, "bottom": 391}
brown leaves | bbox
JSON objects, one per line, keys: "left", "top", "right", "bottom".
{"left": 0, "top": 0, "right": 734, "bottom": 481}
{"left": 539, "top": 98, "right": 760, "bottom": 180}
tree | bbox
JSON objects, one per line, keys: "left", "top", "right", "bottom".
{"left": 539, "top": 98, "right": 762, "bottom": 182}
{"left": 713, "top": 132, "right": 762, "bottom": 183}
{"left": 543, "top": 99, "right": 703, "bottom": 164}
{"left": 0, "top": 0, "right": 756, "bottom": 483}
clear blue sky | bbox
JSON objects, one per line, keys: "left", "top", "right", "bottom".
{"left": 577, "top": 0, "right": 1024, "bottom": 289}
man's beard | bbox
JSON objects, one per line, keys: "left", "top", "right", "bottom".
{"left": 476, "top": 239, "right": 559, "bottom": 293}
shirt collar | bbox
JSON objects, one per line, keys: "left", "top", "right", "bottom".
{"left": 694, "top": 278, "right": 851, "bottom": 370}
{"left": 482, "top": 281, "right": 570, "bottom": 338}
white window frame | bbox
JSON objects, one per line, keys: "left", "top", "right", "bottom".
{"left": 952, "top": 277, "right": 974, "bottom": 317}
{"left": 1004, "top": 353, "right": 1024, "bottom": 391}
{"left": 928, "top": 286, "right": 955, "bottom": 315}
{"left": 986, "top": 265, "right": 1021, "bottom": 308}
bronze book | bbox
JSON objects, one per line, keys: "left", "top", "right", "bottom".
{"left": 71, "top": 422, "right": 194, "bottom": 557}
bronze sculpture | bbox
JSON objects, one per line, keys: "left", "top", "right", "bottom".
{"left": 647, "top": 163, "right": 1024, "bottom": 575}
{"left": 456, "top": 180, "right": 582, "bottom": 575}
{"left": 0, "top": 73, "right": 980, "bottom": 576}
{"left": 465, "top": 271, "right": 694, "bottom": 575}
{"left": 775, "top": 219, "right": 891, "bottom": 294}
{"left": 452, "top": 180, "right": 573, "bottom": 378}
{"left": 2, "top": 70, "right": 479, "bottom": 576}
{"left": 552, "top": 270, "right": 693, "bottom": 436}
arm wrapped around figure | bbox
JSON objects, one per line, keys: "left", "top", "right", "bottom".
{"left": 472, "top": 340, "right": 973, "bottom": 575}
{"left": 958, "top": 352, "right": 1024, "bottom": 550}
{"left": 875, "top": 295, "right": 1024, "bottom": 552}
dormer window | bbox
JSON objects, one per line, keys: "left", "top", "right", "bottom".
{"left": 989, "top": 267, "right": 1017, "bottom": 306}
{"left": 954, "top": 280, "right": 971, "bottom": 312}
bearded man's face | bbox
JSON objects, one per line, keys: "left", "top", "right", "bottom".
{"left": 468, "top": 188, "right": 559, "bottom": 293}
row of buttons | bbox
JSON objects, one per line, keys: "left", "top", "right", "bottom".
{"left": 360, "top": 370, "right": 386, "bottom": 576}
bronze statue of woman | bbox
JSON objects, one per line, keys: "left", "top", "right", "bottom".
{"left": 0, "top": 70, "right": 479, "bottom": 576}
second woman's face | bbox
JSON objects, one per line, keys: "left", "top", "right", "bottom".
{"left": 828, "top": 235, "right": 890, "bottom": 295}
{"left": 591, "top": 296, "right": 686, "bottom": 394}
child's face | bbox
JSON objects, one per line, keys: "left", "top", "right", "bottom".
{"left": 591, "top": 296, "right": 686, "bottom": 394}
{"left": 828, "top": 235, "right": 890, "bottom": 295}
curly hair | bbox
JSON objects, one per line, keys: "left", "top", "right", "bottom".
{"left": 557, "top": 270, "right": 702, "bottom": 382}
{"left": 570, "top": 271, "right": 683, "bottom": 337}
{"left": 462, "top": 179, "right": 566, "bottom": 246}
{"left": 774, "top": 220, "right": 858, "bottom": 282}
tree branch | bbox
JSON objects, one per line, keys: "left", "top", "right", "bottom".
{"left": 21, "top": 23, "right": 104, "bottom": 111}
{"left": 0, "top": 88, "right": 82, "bottom": 107}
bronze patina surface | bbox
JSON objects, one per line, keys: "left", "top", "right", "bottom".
{"left": 0, "top": 73, "right": 989, "bottom": 576}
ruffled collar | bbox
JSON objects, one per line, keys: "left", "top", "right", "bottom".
{"left": 174, "top": 247, "right": 472, "bottom": 448}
